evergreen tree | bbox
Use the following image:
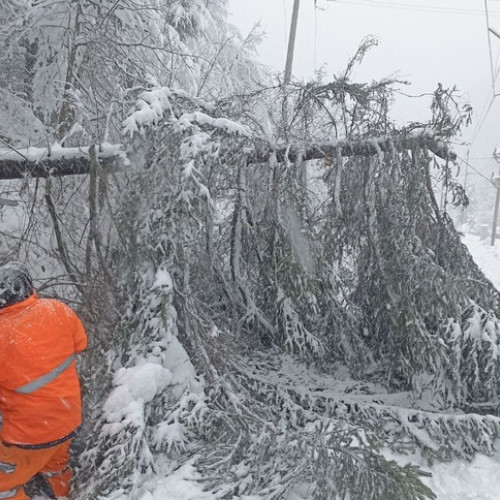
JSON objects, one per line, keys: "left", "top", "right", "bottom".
{"left": 2, "top": 4, "right": 500, "bottom": 499}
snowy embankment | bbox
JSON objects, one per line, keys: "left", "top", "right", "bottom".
{"left": 424, "top": 453, "right": 500, "bottom": 500}
{"left": 462, "top": 233, "right": 500, "bottom": 291}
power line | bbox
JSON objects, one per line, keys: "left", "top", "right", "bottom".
{"left": 470, "top": 94, "right": 496, "bottom": 146}
{"left": 468, "top": 53, "right": 500, "bottom": 147}
{"left": 332, "top": 0, "right": 500, "bottom": 16}
{"left": 456, "top": 154, "right": 497, "bottom": 186}
{"left": 334, "top": 0, "right": 500, "bottom": 16}
{"left": 468, "top": 0, "right": 500, "bottom": 148}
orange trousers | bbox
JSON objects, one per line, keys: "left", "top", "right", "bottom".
{"left": 0, "top": 439, "right": 72, "bottom": 499}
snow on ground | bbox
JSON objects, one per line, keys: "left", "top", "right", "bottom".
{"left": 102, "top": 462, "right": 217, "bottom": 500}
{"left": 424, "top": 453, "right": 500, "bottom": 500}
{"left": 139, "top": 463, "right": 215, "bottom": 500}
{"left": 462, "top": 233, "right": 500, "bottom": 290}
{"left": 382, "top": 448, "right": 500, "bottom": 500}
{"left": 32, "top": 463, "right": 216, "bottom": 500}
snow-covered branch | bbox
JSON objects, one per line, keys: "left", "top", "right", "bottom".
{"left": 0, "top": 130, "right": 454, "bottom": 181}
{"left": 248, "top": 131, "right": 456, "bottom": 164}
{"left": 0, "top": 144, "right": 126, "bottom": 180}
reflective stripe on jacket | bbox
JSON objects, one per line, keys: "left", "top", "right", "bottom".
{"left": 14, "top": 354, "right": 76, "bottom": 395}
{"left": 0, "top": 293, "right": 87, "bottom": 446}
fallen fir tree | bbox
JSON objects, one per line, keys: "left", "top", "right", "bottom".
{"left": 54, "top": 78, "right": 500, "bottom": 500}
{"left": 1, "top": 5, "right": 496, "bottom": 492}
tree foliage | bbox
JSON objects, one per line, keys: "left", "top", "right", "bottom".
{"left": 1, "top": 3, "right": 500, "bottom": 500}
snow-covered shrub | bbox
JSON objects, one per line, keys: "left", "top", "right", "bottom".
{"left": 74, "top": 265, "right": 206, "bottom": 499}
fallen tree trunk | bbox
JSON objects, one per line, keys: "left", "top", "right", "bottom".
{"left": 248, "top": 130, "right": 456, "bottom": 164}
{"left": 0, "top": 144, "right": 126, "bottom": 180}
{"left": 0, "top": 131, "right": 454, "bottom": 181}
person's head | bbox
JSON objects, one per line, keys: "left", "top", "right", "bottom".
{"left": 0, "top": 261, "right": 34, "bottom": 309}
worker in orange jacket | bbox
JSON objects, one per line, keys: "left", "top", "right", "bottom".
{"left": 0, "top": 262, "right": 87, "bottom": 499}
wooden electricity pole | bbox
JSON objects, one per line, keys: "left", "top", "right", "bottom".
{"left": 492, "top": 172, "right": 500, "bottom": 246}
{"left": 491, "top": 150, "right": 500, "bottom": 245}
{"left": 284, "top": 0, "right": 301, "bottom": 84}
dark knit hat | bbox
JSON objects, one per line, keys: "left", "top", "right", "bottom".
{"left": 0, "top": 261, "right": 34, "bottom": 309}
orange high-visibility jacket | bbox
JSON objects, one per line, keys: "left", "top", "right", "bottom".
{"left": 0, "top": 293, "right": 87, "bottom": 446}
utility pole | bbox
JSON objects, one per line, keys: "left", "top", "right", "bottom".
{"left": 491, "top": 178, "right": 500, "bottom": 246}
{"left": 491, "top": 149, "right": 500, "bottom": 246}
{"left": 284, "top": 0, "right": 301, "bottom": 84}
{"left": 460, "top": 148, "right": 470, "bottom": 227}
{"left": 485, "top": 0, "right": 497, "bottom": 95}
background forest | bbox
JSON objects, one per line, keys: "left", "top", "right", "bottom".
{"left": 1, "top": 1, "right": 500, "bottom": 499}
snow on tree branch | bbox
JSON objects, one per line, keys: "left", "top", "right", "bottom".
{"left": 0, "top": 129, "right": 454, "bottom": 180}
{"left": 0, "top": 144, "right": 126, "bottom": 180}
{"left": 249, "top": 129, "right": 456, "bottom": 164}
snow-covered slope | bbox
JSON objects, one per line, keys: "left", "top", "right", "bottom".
{"left": 462, "top": 233, "right": 500, "bottom": 291}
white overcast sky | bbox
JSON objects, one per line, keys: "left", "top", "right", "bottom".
{"left": 228, "top": 0, "right": 500, "bottom": 177}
